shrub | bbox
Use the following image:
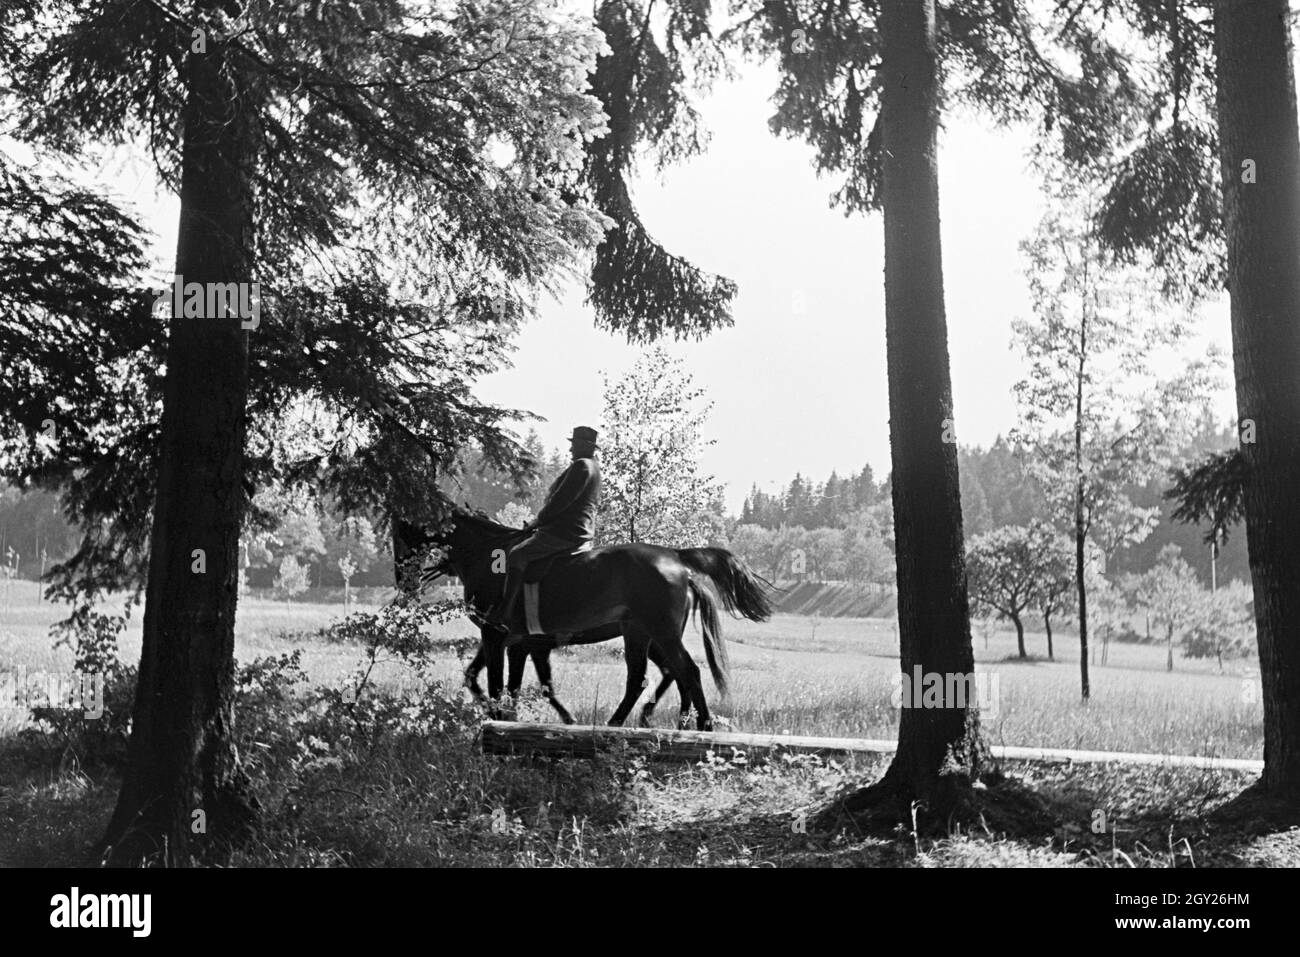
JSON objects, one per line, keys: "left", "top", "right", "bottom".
{"left": 25, "top": 607, "right": 137, "bottom": 771}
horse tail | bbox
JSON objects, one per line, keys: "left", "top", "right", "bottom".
{"left": 688, "top": 577, "right": 729, "bottom": 695}
{"left": 677, "top": 548, "right": 775, "bottom": 622}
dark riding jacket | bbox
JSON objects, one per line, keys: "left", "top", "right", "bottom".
{"left": 533, "top": 457, "right": 601, "bottom": 545}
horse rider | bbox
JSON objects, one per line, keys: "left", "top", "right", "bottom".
{"left": 484, "top": 425, "right": 601, "bottom": 631}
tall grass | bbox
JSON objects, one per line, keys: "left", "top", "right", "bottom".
{"left": 0, "top": 584, "right": 1283, "bottom": 868}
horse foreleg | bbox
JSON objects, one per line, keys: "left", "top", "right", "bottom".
{"left": 506, "top": 644, "right": 528, "bottom": 697}
{"left": 464, "top": 644, "right": 488, "bottom": 703}
{"left": 483, "top": 628, "right": 505, "bottom": 698}
{"left": 481, "top": 627, "right": 510, "bottom": 719}
{"left": 530, "top": 649, "right": 574, "bottom": 725}
{"left": 492, "top": 643, "right": 527, "bottom": 720}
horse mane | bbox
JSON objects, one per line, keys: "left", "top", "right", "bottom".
{"left": 394, "top": 507, "right": 514, "bottom": 549}
{"left": 452, "top": 505, "right": 518, "bottom": 539}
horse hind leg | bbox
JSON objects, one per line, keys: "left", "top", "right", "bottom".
{"left": 675, "top": 681, "right": 692, "bottom": 730}
{"left": 671, "top": 591, "right": 707, "bottom": 729}
{"left": 658, "top": 637, "right": 711, "bottom": 731}
{"left": 639, "top": 642, "right": 676, "bottom": 728}
{"left": 608, "top": 629, "right": 649, "bottom": 727}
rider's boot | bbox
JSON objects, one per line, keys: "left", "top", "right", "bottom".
{"left": 485, "top": 569, "right": 522, "bottom": 632}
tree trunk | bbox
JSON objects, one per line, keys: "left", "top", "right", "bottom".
{"left": 392, "top": 520, "right": 410, "bottom": 590}
{"left": 850, "top": 0, "right": 988, "bottom": 816}
{"left": 1166, "top": 624, "right": 1174, "bottom": 672}
{"left": 1214, "top": 0, "right": 1300, "bottom": 797}
{"left": 1074, "top": 372, "right": 1090, "bottom": 698}
{"left": 392, "top": 515, "right": 425, "bottom": 595}
{"left": 1013, "top": 614, "right": 1026, "bottom": 659}
{"left": 1044, "top": 611, "right": 1054, "bottom": 660}
{"left": 99, "top": 21, "right": 257, "bottom": 864}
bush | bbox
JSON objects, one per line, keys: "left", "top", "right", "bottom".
{"left": 25, "top": 607, "right": 137, "bottom": 771}
{"left": 236, "top": 593, "right": 477, "bottom": 789}
{"left": 18, "top": 590, "right": 655, "bottom": 865}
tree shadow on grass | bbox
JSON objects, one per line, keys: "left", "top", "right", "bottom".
{"left": 793, "top": 759, "right": 1300, "bottom": 867}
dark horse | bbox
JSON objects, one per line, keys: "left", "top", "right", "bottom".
{"left": 396, "top": 509, "right": 773, "bottom": 730}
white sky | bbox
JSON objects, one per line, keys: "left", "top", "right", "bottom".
{"left": 477, "top": 62, "right": 1235, "bottom": 511}
{"left": 55, "top": 60, "right": 1236, "bottom": 514}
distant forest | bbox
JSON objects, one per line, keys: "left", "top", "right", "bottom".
{"left": 738, "top": 410, "right": 1244, "bottom": 588}
{"left": 0, "top": 413, "right": 1242, "bottom": 592}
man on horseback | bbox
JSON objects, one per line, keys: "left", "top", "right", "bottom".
{"left": 397, "top": 444, "right": 773, "bottom": 727}
{"left": 484, "top": 425, "right": 601, "bottom": 632}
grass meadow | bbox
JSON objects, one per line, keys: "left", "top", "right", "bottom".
{"left": 0, "top": 583, "right": 1264, "bottom": 758}
{"left": 1, "top": 581, "right": 1293, "bottom": 867}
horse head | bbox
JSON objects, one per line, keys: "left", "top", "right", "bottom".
{"left": 393, "top": 507, "right": 520, "bottom": 592}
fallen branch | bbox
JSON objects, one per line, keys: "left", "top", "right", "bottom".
{"left": 480, "top": 721, "right": 1264, "bottom": 771}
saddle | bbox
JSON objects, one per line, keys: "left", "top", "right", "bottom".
{"left": 520, "top": 543, "right": 592, "bottom": 636}
{"left": 522, "top": 543, "right": 592, "bottom": 583}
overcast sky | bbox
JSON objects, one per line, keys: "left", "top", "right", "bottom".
{"left": 55, "top": 58, "right": 1235, "bottom": 515}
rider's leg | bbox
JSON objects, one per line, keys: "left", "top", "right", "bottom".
{"left": 487, "top": 531, "right": 574, "bottom": 628}
{"left": 486, "top": 536, "right": 535, "bottom": 626}
{"left": 498, "top": 548, "right": 528, "bottom": 623}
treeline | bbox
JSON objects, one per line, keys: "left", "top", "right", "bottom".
{"left": 726, "top": 465, "right": 893, "bottom": 584}
{"left": 0, "top": 481, "right": 393, "bottom": 594}
{"left": 0, "top": 485, "right": 75, "bottom": 581}
{"left": 4, "top": 414, "right": 1241, "bottom": 596}
{"left": 0, "top": 428, "right": 562, "bottom": 596}
{"left": 446, "top": 429, "right": 568, "bottom": 523}
{"left": 739, "top": 464, "right": 885, "bottom": 530}
{"left": 729, "top": 515, "right": 893, "bottom": 585}
{"left": 958, "top": 412, "right": 1247, "bottom": 587}
{"left": 731, "top": 406, "right": 1244, "bottom": 590}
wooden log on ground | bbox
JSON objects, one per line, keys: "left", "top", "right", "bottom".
{"left": 480, "top": 721, "right": 894, "bottom": 763}
{"left": 479, "top": 721, "right": 1264, "bottom": 772}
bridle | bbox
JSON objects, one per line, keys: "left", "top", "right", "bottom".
{"left": 405, "top": 516, "right": 530, "bottom": 613}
